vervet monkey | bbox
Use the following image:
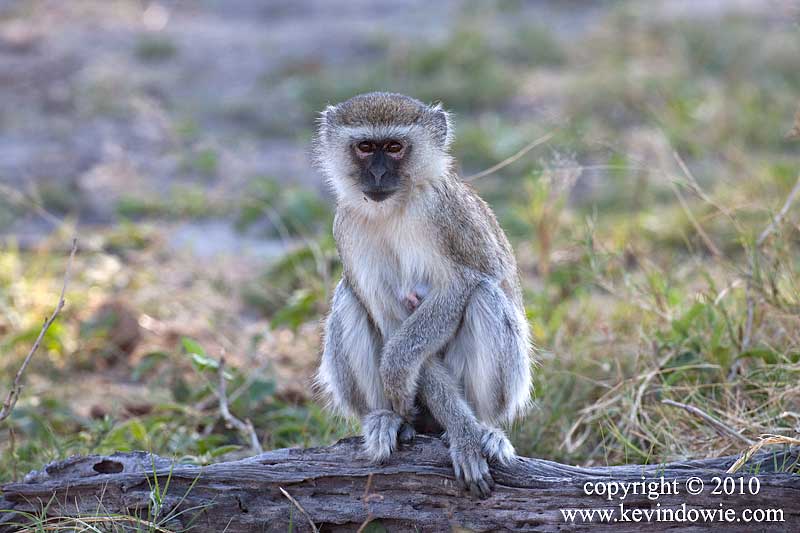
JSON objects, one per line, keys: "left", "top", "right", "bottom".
{"left": 315, "top": 92, "right": 532, "bottom": 497}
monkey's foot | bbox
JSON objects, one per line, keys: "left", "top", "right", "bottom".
{"left": 449, "top": 432, "right": 495, "bottom": 499}
{"left": 480, "top": 426, "right": 515, "bottom": 465}
{"left": 362, "top": 409, "right": 408, "bottom": 463}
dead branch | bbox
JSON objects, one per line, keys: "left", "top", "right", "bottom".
{"left": 0, "top": 238, "right": 77, "bottom": 423}
{"left": 1, "top": 436, "right": 798, "bottom": 532}
{"left": 217, "top": 357, "right": 263, "bottom": 454}
{"left": 661, "top": 399, "right": 755, "bottom": 446}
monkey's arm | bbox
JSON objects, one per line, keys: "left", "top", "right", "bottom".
{"left": 379, "top": 270, "right": 482, "bottom": 418}
{"left": 318, "top": 279, "right": 374, "bottom": 418}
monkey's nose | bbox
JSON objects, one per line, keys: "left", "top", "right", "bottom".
{"left": 369, "top": 166, "right": 387, "bottom": 184}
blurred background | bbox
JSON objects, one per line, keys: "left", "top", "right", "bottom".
{"left": 1, "top": 0, "right": 799, "bottom": 481}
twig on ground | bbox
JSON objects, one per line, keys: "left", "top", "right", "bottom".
{"left": 0, "top": 237, "right": 77, "bottom": 423}
{"left": 279, "top": 487, "right": 319, "bottom": 533}
{"left": 217, "top": 357, "right": 263, "bottom": 454}
{"left": 662, "top": 399, "right": 754, "bottom": 446}
{"left": 195, "top": 346, "right": 274, "bottom": 413}
{"left": 464, "top": 131, "right": 554, "bottom": 181}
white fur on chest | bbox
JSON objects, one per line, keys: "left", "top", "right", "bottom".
{"left": 347, "top": 210, "right": 446, "bottom": 338}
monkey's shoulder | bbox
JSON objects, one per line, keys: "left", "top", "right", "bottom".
{"left": 426, "top": 179, "right": 515, "bottom": 278}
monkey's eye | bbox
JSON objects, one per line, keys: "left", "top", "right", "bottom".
{"left": 385, "top": 141, "right": 404, "bottom": 154}
{"left": 356, "top": 141, "right": 375, "bottom": 154}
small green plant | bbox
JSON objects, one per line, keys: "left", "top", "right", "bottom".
{"left": 235, "top": 176, "right": 332, "bottom": 237}
{"left": 187, "top": 148, "right": 218, "bottom": 177}
{"left": 243, "top": 236, "right": 339, "bottom": 329}
{"left": 135, "top": 36, "right": 178, "bottom": 63}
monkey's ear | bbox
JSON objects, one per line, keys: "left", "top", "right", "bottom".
{"left": 321, "top": 104, "right": 336, "bottom": 119}
{"left": 430, "top": 103, "right": 453, "bottom": 148}
{"left": 316, "top": 105, "right": 337, "bottom": 140}
{"left": 318, "top": 105, "right": 336, "bottom": 125}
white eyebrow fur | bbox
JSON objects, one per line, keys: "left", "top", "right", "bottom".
{"left": 340, "top": 124, "right": 415, "bottom": 140}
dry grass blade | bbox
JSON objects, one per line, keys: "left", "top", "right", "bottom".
{"left": 0, "top": 183, "right": 64, "bottom": 228}
{"left": 739, "top": 173, "right": 800, "bottom": 357}
{"left": 356, "top": 473, "right": 384, "bottom": 533}
{"left": 279, "top": 486, "right": 319, "bottom": 533}
{"left": 0, "top": 238, "right": 78, "bottom": 423}
{"left": 670, "top": 153, "right": 722, "bottom": 258}
{"left": 756, "top": 174, "right": 800, "bottom": 247}
{"left": 668, "top": 179, "right": 722, "bottom": 258}
{"left": 726, "top": 435, "right": 800, "bottom": 474}
{"left": 464, "top": 131, "right": 554, "bottom": 181}
{"left": 662, "top": 399, "right": 754, "bottom": 446}
{"left": 13, "top": 514, "right": 176, "bottom": 532}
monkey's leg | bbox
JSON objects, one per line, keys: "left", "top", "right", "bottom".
{"left": 444, "top": 279, "right": 532, "bottom": 434}
{"left": 422, "top": 279, "right": 531, "bottom": 496}
{"left": 317, "top": 279, "right": 415, "bottom": 463}
{"left": 418, "top": 359, "right": 505, "bottom": 498}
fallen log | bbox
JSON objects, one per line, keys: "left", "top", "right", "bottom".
{"left": 1, "top": 436, "right": 798, "bottom": 532}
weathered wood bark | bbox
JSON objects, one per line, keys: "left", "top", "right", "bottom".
{"left": 1, "top": 436, "right": 798, "bottom": 532}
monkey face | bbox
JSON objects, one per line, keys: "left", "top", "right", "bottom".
{"left": 314, "top": 93, "right": 455, "bottom": 209}
{"left": 350, "top": 138, "right": 409, "bottom": 202}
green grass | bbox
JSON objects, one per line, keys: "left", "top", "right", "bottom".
{"left": 235, "top": 176, "right": 332, "bottom": 237}
{"left": 116, "top": 186, "right": 226, "bottom": 220}
{"left": 0, "top": 237, "right": 349, "bottom": 482}
{"left": 1, "top": 324, "right": 351, "bottom": 480}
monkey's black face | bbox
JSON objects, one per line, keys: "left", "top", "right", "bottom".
{"left": 351, "top": 139, "right": 408, "bottom": 202}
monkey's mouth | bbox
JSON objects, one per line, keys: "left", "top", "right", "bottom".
{"left": 364, "top": 190, "right": 396, "bottom": 202}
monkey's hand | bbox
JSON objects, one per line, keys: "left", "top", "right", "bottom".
{"left": 379, "top": 346, "right": 419, "bottom": 419}
{"left": 362, "top": 409, "right": 416, "bottom": 463}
